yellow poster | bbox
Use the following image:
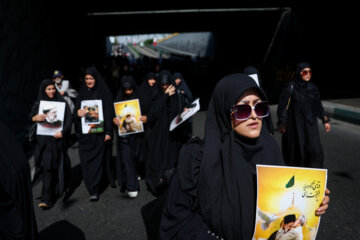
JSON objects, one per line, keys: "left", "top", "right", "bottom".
{"left": 114, "top": 99, "right": 144, "bottom": 136}
{"left": 253, "top": 165, "right": 327, "bottom": 240}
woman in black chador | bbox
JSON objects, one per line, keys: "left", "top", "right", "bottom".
{"left": 29, "top": 78, "right": 72, "bottom": 209}
{"left": 159, "top": 73, "right": 330, "bottom": 240}
{"left": 171, "top": 72, "right": 194, "bottom": 140}
{"left": 135, "top": 72, "right": 159, "bottom": 179}
{"left": 74, "top": 67, "right": 114, "bottom": 201}
{"left": 0, "top": 121, "right": 38, "bottom": 240}
{"left": 113, "top": 75, "right": 146, "bottom": 198}
{"left": 277, "top": 62, "right": 331, "bottom": 168}
{"left": 145, "top": 70, "right": 183, "bottom": 196}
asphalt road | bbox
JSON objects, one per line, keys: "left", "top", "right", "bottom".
{"left": 32, "top": 106, "right": 360, "bottom": 239}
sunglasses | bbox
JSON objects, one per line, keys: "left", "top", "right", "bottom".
{"left": 232, "top": 101, "right": 270, "bottom": 121}
{"left": 301, "top": 70, "right": 312, "bottom": 76}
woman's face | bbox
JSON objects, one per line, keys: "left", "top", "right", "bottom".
{"left": 300, "top": 67, "right": 312, "bottom": 82}
{"left": 124, "top": 88, "right": 134, "bottom": 96}
{"left": 231, "top": 89, "right": 263, "bottom": 139}
{"left": 148, "top": 78, "right": 156, "bottom": 87}
{"left": 85, "top": 74, "right": 96, "bottom": 88}
{"left": 45, "top": 84, "right": 56, "bottom": 99}
{"left": 174, "top": 78, "right": 181, "bottom": 86}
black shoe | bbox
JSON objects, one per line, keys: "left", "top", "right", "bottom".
{"left": 89, "top": 194, "right": 99, "bottom": 201}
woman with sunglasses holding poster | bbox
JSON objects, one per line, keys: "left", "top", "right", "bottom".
{"left": 277, "top": 62, "right": 331, "bottom": 168}
{"left": 158, "top": 73, "right": 330, "bottom": 240}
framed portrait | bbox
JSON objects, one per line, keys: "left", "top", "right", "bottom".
{"left": 114, "top": 99, "right": 144, "bottom": 136}
{"left": 81, "top": 99, "right": 104, "bottom": 134}
{"left": 36, "top": 100, "right": 66, "bottom": 136}
{"left": 253, "top": 165, "right": 328, "bottom": 240}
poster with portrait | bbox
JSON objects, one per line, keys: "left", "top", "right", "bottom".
{"left": 253, "top": 165, "right": 327, "bottom": 240}
{"left": 36, "top": 100, "right": 66, "bottom": 136}
{"left": 81, "top": 99, "right": 104, "bottom": 134}
{"left": 169, "top": 98, "right": 200, "bottom": 131}
{"left": 114, "top": 99, "right": 144, "bottom": 136}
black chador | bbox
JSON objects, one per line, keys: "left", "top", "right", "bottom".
{"left": 113, "top": 76, "right": 141, "bottom": 195}
{"left": 159, "top": 74, "right": 284, "bottom": 240}
{"left": 136, "top": 72, "right": 159, "bottom": 177}
{"left": 0, "top": 121, "right": 39, "bottom": 240}
{"left": 74, "top": 67, "right": 114, "bottom": 200}
{"left": 277, "top": 62, "right": 329, "bottom": 168}
{"left": 29, "top": 79, "right": 72, "bottom": 207}
{"left": 145, "top": 70, "right": 183, "bottom": 195}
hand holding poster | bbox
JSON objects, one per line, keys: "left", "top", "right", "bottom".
{"left": 36, "top": 100, "right": 65, "bottom": 136}
{"left": 253, "top": 165, "right": 327, "bottom": 240}
{"left": 114, "top": 99, "right": 144, "bottom": 136}
{"left": 81, "top": 99, "right": 104, "bottom": 134}
{"left": 170, "top": 98, "right": 200, "bottom": 131}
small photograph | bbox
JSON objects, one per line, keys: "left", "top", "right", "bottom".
{"left": 84, "top": 105, "right": 100, "bottom": 124}
{"left": 170, "top": 98, "right": 200, "bottom": 131}
{"left": 114, "top": 99, "right": 144, "bottom": 136}
{"left": 81, "top": 100, "right": 104, "bottom": 134}
{"left": 253, "top": 165, "right": 328, "bottom": 240}
{"left": 36, "top": 100, "right": 65, "bottom": 136}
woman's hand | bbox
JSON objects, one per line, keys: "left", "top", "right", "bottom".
{"left": 77, "top": 109, "right": 86, "bottom": 117}
{"left": 140, "top": 115, "right": 147, "bottom": 124}
{"left": 277, "top": 124, "right": 286, "bottom": 134}
{"left": 315, "top": 188, "right": 330, "bottom": 216}
{"left": 165, "top": 85, "right": 176, "bottom": 96}
{"left": 54, "top": 131, "right": 63, "bottom": 139}
{"left": 32, "top": 114, "right": 46, "bottom": 122}
{"left": 324, "top": 122, "right": 331, "bottom": 132}
{"left": 104, "top": 134, "right": 111, "bottom": 142}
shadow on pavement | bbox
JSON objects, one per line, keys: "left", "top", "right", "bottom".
{"left": 39, "top": 220, "right": 86, "bottom": 240}
{"left": 62, "top": 164, "right": 83, "bottom": 203}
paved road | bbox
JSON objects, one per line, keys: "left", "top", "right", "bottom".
{"left": 32, "top": 106, "right": 360, "bottom": 239}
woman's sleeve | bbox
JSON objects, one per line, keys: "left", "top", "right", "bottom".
{"left": 318, "top": 102, "right": 330, "bottom": 123}
{"left": 276, "top": 84, "right": 292, "bottom": 126}
{"left": 29, "top": 101, "right": 39, "bottom": 122}
{"left": 102, "top": 93, "right": 114, "bottom": 137}
{"left": 62, "top": 102, "right": 73, "bottom": 136}
{"left": 159, "top": 171, "right": 217, "bottom": 240}
{"left": 73, "top": 94, "right": 83, "bottom": 137}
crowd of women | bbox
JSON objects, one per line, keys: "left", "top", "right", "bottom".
{"left": 0, "top": 60, "right": 331, "bottom": 240}
{"left": 28, "top": 65, "right": 195, "bottom": 208}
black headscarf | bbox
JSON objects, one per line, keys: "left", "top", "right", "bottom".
{"left": 158, "top": 69, "right": 171, "bottom": 84}
{"left": 243, "top": 65, "right": 263, "bottom": 87}
{"left": 138, "top": 72, "right": 158, "bottom": 116}
{"left": 198, "top": 73, "right": 283, "bottom": 239}
{"left": 114, "top": 75, "right": 139, "bottom": 102}
{"left": 171, "top": 72, "right": 193, "bottom": 105}
{"left": 292, "top": 62, "right": 322, "bottom": 123}
{"left": 37, "top": 78, "right": 64, "bottom": 102}
{"left": 75, "top": 67, "right": 114, "bottom": 136}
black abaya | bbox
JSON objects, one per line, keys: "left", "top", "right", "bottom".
{"left": 29, "top": 79, "right": 72, "bottom": 205}
{"left": 159, "top": 73, "right": 284, "bottom": 240}
{"left": 277, "top": 62, "right": 329, "bottom": 168}
{"left": 74, "top": 67, "right": 115, "bottom": 196}
{"left": 145, "top": 71, "right": 183, "bottom": 195}
{"left": 113, "top": 76, "right": 141, "bottom": 192}
{"left": 0, "top": 121, "right": 38, "bottom": 240}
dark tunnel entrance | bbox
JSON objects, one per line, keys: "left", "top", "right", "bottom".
{"left": 86, "top": 7, "right": 294, "bottom": 111}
